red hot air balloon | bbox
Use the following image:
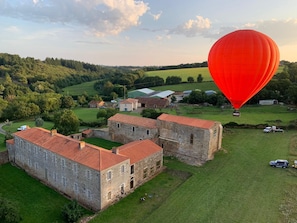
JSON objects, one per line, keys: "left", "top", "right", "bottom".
{"left": 208, "top": 29, "right": 280, "bottom": 114}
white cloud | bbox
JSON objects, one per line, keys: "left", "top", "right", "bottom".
{"left": 0, "top": 0, "right": 149, "bottom": 36}
{"left": 170, "top": 15, "right": 211, "bottom": 37}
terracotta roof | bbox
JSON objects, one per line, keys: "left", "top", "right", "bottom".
{"left": 157, "top": 113, "right": 217, "bottom": 129}
{"left": 120, "top": 98, "right": 138, "bottom": 104}
{"left": 13, "top": 128, "right": 129, "bottom": 171}
{"left": 108, "top": 113, "right": 157, "bottom": 129}
{"left": 116, "top": 139, "right": 162, "bottom": 164}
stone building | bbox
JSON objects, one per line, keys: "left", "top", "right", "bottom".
{"left": 157, "top": 114, "right": 223, "bottom": 166}
{"left": 6, "top": 128, "right": 163, "bottom": 211}
{"left": 108, "top": 113, "right": 223, "bottom": 166}
{"left": 108, "top": 113, "right": 159, "bottom": 144}
{"left": 119, "top": 98, "right": 139, "bottom": 112}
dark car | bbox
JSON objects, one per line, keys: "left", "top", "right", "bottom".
{"left": 269, "top": 159, "right": 289, "bottom": 168}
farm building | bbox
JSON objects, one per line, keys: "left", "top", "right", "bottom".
{"left": 157, "top": 114, "right": 223, "bottom": 166}
{"left": 127, "top": 88, "right": 155, "bottom": 98}
{"left": 88, "top": 100, "right": 105, "bottom": 108}
{"left": 150, "top": 90, "right": 175, "bottom": 100}
{"left": 137, "top": 97, "right": 169, "bottom": 109}
{"left": 119, "top": 98, "right": 139, "bottom": 112}
{"left": 108, "top": 113, "right": 159, "bottom": 144}
{"left": 259, "top": 99, "right": 278, "bottom": 105}
{"left": 6, "top": 128, "right": 163, "bottom": 211}
{"left": 108, "top": 113, "right": 223, "bottom": 166}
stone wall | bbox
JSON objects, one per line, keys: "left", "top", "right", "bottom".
{"left": 0, "top": 150, "right": 8, "bottom": 165}
{"left": 93, "top": 128, "right": 110, "bottom": 140}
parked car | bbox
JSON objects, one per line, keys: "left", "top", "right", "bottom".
{"left": 263, "top": 126, "right": 284, "bottom": 133}
{"left": 269, "top": 159, "right": 289, "bottom": 168}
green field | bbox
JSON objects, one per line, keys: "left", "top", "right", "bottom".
{"left": 63, "top": 80, "right": 98, "bottom": 96}
{"left": 146, "top": 67, "right": 213, "bottom": 82}
{"left": 90, "top": 129, "right": 297, "bottom": 223}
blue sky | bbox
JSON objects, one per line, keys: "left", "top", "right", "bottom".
{"left": 1, "top": 0, "right": 297, "bottom": 66}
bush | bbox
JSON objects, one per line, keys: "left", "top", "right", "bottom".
{"left": 0, "top": 196, "right": 21, "bottom": 223}
{"left": 61, "top": 200, "right": 83, "bottom": 223}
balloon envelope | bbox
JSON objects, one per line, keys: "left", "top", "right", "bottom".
{"left": 208, "top": 29, "right": 280, "bottom": 109}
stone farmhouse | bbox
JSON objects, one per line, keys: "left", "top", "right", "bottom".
{"left": 6, "top": 128, "right": 163, "bottom": 211}
{"left": 108, "top": 113, "right": 223, "bottom": 166}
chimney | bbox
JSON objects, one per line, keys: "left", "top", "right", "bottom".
{"left": 112, "top": 147, "right": 119, "bottom": 154}
{"left": 79, "top": 141, "right": 85, "bottom": 150}
{"left": 51, "top": 129, "right": 57, "bottom": 136}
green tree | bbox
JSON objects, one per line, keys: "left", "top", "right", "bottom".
{"left": 188, "top": 90, "right": 207, "bottom": 104}
{"left": 197, "top": 74, "right": 203, "bottom": 83}
{"left": 141, "top": 108, "right": 162, "bottom": 119}
{"left": 61, "top": 95, "right": 75, "bottom": 109}
{"left": 187, "top": 76, "right": 194, "bottom": 83}
{"left": 53, "top": 109, "right": 79, "bottom": 135}
{"left": 77, "top": 95, "right": 87, "bottom": 107}
{"left": 0, "top": 196, "right": 22, "bottom": 223}
{"left": 35, "top": 117, "right": 44, "bottom": 127}
{"left": 61, "top": 200, "right": 83, "bottom": 223}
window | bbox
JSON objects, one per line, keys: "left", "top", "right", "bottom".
{"left": 107, "top": 170, "right": 112, "bottom": 180}
{"left": 213, "top": 129, "right": 217, "bottom": 137}
{"left": 62, "top": 177, "right": 66, "bottom": 187}
{"left": 143, "top": 168, "right": 148, "bottom": 179}
{"left": 74, "top": 183, "right": 79, "bottom": 193}
{"left": 87, "top": 189, "right": 92, "bottom": 200}
{"left": 73, "top": 164, "right": 78, "bottom": 174}
{"left": 150, "top": 166, "right": 154, "bottom": 174}
{"left": 87, "top": 170, "right": 92, "bottom": 180}
{"left": 121, "top": 165, "right": 125, "bottom": 174}
{"left": 132, "top": 126, "right": 135, "bottom": 132}
{"left": 107, "top": 191, "right": 111, "bottom": 200}
{"left": 190, "top": 134, "right": 194, "bottom": 144}
{"left": 147, "top": 129, "right": 150, "bottom": 135}
{"left": 61, "top": 159, "right": 66, "bottom": 169}
{"left": 117, "top": 123, "right": 120, "bottom": 128}
{"left": 156, "top": 160, "right": 161, "bottom": 169}
{"left": 130, "top": 165, "right": 134, "bottom": 174}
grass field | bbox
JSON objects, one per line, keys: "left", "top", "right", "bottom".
{"left": 0, "top": 163, "right": 92, "bottom": 223}
{"left": 83, "top": 137, "right": 122, "bottom": 150}
{"left": 90, "top": 129, "right": 297, "bottom": 223}
{"left": 145, "top": 67, "right": 213, "bottom": 82}
{"left": 63, "top": 80, "right": 98, "bottom": 96}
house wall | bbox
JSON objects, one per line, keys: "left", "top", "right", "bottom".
{"left": 9, "top": 136, "right": 103, "bottom": 211}
{"left": 132, "top": 151, "right": 163, "bottom": 188}
{"left": 0, "top": 151, "right": 8, "bottom": 165}
{"left": 157, "top": 120, "right": 222, "bottom": 166}
{"left": 108, "top": 121, "right": 158, "bottom": 144}
{"left": 119, "top": 103, "right": 133, "bottom": 112}
{"left": 100, "top": 160, "right": 130, "bottom": 210}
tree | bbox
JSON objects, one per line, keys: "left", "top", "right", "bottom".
{"left": 77, "top": 95, "right": 87, "bottom": 107}
{"left": 187, "top": 76, "right": 194, "bottom": 83}
{"left": 61, "top": 200, "right": 83, "bottom": 223}
{"left": 188, "top": 90, "right": 207, "bottom": 104}
{"left": 197, "top": 74, "right": 203, "bottom": 83}
{"left": 0, "top": 196, "right": 22, "bottom": 223}
{"left": 141, "top": 108, "right": 162, "bottom": 119}
{"left": 97, "top": 108, "right": 118, "bottom": 125}
{"left": 35, "top": 117, "right": 44, "bottom": 127}
{"left": 61, "top": 95, "right": 75, "bottom": 109}
{"left": 53, "top": 109, "right": 79, "bottom": 135}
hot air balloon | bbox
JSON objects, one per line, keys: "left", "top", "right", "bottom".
{"left": 208, "top": 29, "right": 280, "bottom": 116}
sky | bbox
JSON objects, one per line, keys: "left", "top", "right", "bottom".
{"left": 1, "top": 0, "right": 297, "bottom": 66}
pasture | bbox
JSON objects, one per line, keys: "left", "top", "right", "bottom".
{"left": 90, "top": 129, "right": 297, "bottom": 223}
{"left": 145, "top": 67, "right": 213, "bottom": 82}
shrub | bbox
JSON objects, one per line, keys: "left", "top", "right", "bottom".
{"left": 61, "top": 200, "right": 83, "bottom": 223}
{"left": 0, "top": 196, "right": 21, "bottom": 223}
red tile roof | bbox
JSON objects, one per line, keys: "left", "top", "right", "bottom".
{"left": 120, "top": 98, "right": 138, "bottom": 104}
{"left": 116, "top": 139, "right": 162, "bottom": 164}
{"left": 157, "top": 113, "right": 217, "bottom": 129}
{"left": 13, "top": 128, "right": 129, "bottom": 171}
{"left": 108, "top": 113, "right": 157, "bottom": 129}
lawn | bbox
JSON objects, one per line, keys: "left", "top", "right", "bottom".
{"left": 150, "top": 81, "right": 219, "bottom": 92}
{"left": 62, "top": 80, "right": 98, "bottom": 96}
{"left": 90, "top": 129, "right": 297, "bottom": 223}
{"left": 73, "top": 107, "right": 99, "bottom": 122}
{"left": 83, "top": 137, "right": 122, "bottom": 150}
{"left": 2, "top": 120, "right": 54, "bottom": 134}
{"left": 0, "top": 163, "right": 92, "bottom": 223}
{"left": 0, "top": 134, "right": 5, "bottom": 151}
